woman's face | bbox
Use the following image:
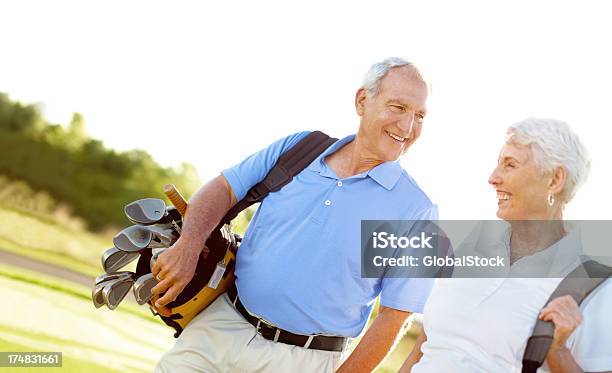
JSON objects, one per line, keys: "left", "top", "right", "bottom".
{"left": 488, "top": 142, "right": 552, "bottom": 220}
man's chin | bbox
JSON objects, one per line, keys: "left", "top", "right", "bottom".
{"left": 382, "top": 153, "right": 402, "bottom": 163}
{"left": 386, "top": 143, "right": 408, "bottom": 158}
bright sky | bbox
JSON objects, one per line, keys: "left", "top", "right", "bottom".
{"left": 1, "top": 0, "right": 610, "bottom": 219}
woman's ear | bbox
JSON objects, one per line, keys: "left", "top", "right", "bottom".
{"left": 548, "top": 166, "right": 567, "bottom": 195}
{"left": 355, "top": 88, "right": 368, "bottom": 116}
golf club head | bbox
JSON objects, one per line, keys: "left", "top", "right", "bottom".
{"left": 133, "top": 273, "right": 158, "bottom": 305}
{"left": 146, "top": 225, "right": 178, "bottom": 248}
{"left": 150, "top": 248, "right": 167, "bottom": 271}
{"left": 92, "top": 282, "right": 107, "bottom": 308}
{"left": 163, "top": 206, "right": 183, "bottom": 226}
{"left": 102, "top": 277, "right": 135, "bottom": 310}
{"left": 101, "top": 247, "right": 140, "bottom": 273}
{"left": 95, "top": 271, "right": 135, "bottom": 285}
{"left": 93, "top": 276, "right": 130, "bottom": 308}
{"left": 113, "top": 225, "right": 153, "bottom": 252}
{"left": 124, "top": 198, "right": 167, "bottom": 225}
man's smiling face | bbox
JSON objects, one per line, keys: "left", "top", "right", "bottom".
{"left": 356, "top": 66, "right": 428, "bottom": 163}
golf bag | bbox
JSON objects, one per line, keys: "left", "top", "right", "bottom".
{"left": 139, "top": 131, "right": 337, "bottom": 337}
{"left": 522, "top": 259, "right": 612, "bottom": 373}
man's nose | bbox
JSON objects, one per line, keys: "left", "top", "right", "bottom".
{"left": 398, "top": 113, "right": 415, "bottom": 134}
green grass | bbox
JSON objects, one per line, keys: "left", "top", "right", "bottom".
{"left": 0, "top": 264, "right": 154, "bottom": 322}
{"left": 0, "top": 329, "right": 123, "bottom": 373}
{"left": 0, "top": 205, "right": 122, "bottom": 277}
{"left": 1, "top": 264, "right": 174, "bottom": 373}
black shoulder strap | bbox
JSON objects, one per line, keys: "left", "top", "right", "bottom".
{"left": 218, "top": 131, "right": 337, "bottom": 227}
{"left": 522, "top": 259, "right": 612, "bottom": 373}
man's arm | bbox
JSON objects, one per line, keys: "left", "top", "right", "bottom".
{"left": 149, "top": 131, "right": 311, "bottom": 315}
{"left": 150, "top": 174, "right": 237, "bottom": 315}
{"left": 336, "top": 305, "right": 411, "bottom": 373}
{"left": 398, "top": 325, "right": 426, "bottom": 373}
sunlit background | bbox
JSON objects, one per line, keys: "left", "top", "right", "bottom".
{"left": 2, "top": 0, "right": 610, "bottom": 219}
{"left": 1, "top": 1, "right": 610, "bottom": 371}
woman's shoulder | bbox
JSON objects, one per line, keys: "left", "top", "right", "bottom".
{"left": 566, "top": 278, "right": 612, "bottom": 372}
{"left": 571, "top": 277, "right": 611, "bottom": 327}
{"left": 580, "top": 277, "right": 612, "bottom": 312}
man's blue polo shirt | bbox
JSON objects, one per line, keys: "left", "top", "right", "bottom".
{"left": 222, "top": 131, "right": 437, "bottom": 337}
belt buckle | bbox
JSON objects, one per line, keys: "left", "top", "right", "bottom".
{"left": 256, "top": 319, "right": 281, "bottom": 342}
{"left": 255, "top": 318, "right": 273, "bottom": 332}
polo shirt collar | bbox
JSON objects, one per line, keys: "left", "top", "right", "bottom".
{"left": 368, "top": 160, "right": 404, "bottom": 191}
{"left": 539, "top": 224, "right": 584, "bottom": 277}
{"left": 307, "top": 134, "right": 404, "bottom": 190}
{"left": 498, "top": 222, "right": 585, "bottom": 277}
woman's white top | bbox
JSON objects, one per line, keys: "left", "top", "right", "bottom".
{"left": 412, "top": 226, "right": 612, "bottom": 373}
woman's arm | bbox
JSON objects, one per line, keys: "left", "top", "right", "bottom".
{"left": 541, "top": 295, "right": 585, "bottom": 373}
{"left": 398, "top": 325, "right": 427, "bottom": 373}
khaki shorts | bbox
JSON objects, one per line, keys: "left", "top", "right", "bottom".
{"left": 154, "top": 293, "right": 346, "bottom": 373}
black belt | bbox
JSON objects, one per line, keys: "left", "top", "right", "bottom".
{"left": 227, "top": 285, "right": 347, "bottom": 352}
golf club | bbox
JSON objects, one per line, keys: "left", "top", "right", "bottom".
{"left": 133, "top": 273, "right": 158, "bottom": 305}
{"left": 101, "top": 247, "right": 140, "bottom": 273}
{"left": 113, "top": 225, "right": 152, "bottom": 253}
{"left": 150, "top": 248, "right": 167, "bottom": 271}
{"left": 147, "top": 225, "right": 178, "bottom": 247}
{"left": 93, "top": 274, "right": 133, "bottom": 308}
{"left": 95, "top": 271, "right": 135, "bottom": 285}
{"left": 92, "top": 282, "right": 107, "bottom": 308}
{"left": 124, "top": 198, "right": 183, "bottom": 233}
{"left": 124, "top": 198, "right": 166, "bottom": 225}
{"left": 113, "top": 225, "right": 178, "bottom": 253}
{"left": 102, "top": 276, "right": 135, "bottom": 310}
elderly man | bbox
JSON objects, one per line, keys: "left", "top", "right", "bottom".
{"left": 152, "top": 57, "right": 437, "bottom": 372}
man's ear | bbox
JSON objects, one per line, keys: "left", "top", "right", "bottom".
{"left": 548, "top": 166, "right": 567, "bottom": 195}
{"left": 355, "top": 88, "right": 368, "bottom": 116}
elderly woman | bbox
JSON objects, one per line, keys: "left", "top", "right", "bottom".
{"left": 399, "top": 118, "right": 612, "bottom": 373}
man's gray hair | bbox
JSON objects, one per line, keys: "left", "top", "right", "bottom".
{"left": 362, "top": 57, "right": 424, "bottom": 97}
{"left": 506, "top": 118, "right": 591, "bottom": 203}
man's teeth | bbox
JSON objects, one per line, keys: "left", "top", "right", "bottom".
{"left": 386, "top": 131, "right": 406, "bottom": 142}
{"left": 497, "top": 192, "right": 511, "bottom": 200}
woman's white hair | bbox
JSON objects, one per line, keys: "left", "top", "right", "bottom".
{"left": 362, "top": 57, "right": 425, "bottom": 97}
{"left": 506, "top": 118, "right": 591, "bottom": 203}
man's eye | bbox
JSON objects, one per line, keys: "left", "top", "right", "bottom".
{"left": 416, "top": 113, "right": 425, "bottom": 121}
{"left": 390, "top": 105, "right": 405, "bottom": 112}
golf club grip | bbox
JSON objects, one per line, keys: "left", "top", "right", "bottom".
{"left": 164, "top": 184, "right": 188, "bottom": 216}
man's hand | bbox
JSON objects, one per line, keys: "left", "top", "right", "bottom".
{"left": 150, "top": 238, "right": 202, "bottom": 316}
{"left": 148, "top": 174, "right": 237, "bottom": 317}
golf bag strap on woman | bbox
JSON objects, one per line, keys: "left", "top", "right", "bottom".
{"left": 522, "top": 259, "right": 612, "bottom": 373}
